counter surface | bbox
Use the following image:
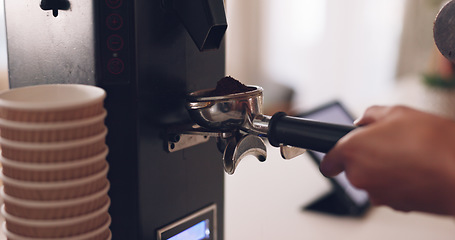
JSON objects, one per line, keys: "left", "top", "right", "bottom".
{"left": 225, "top": 145, "right": 455, "bottom": 240}
{"left": 225, "top": 77, "right": 455, "bottom": 240}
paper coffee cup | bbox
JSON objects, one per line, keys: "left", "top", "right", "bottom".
{"left": 0, "top": 128, "right": 107, "bottom": 163}
{"left": 2, "top": 182, "right": 110, "bottom": 219}
{"left": 1, "top": 148, "right": 108, "bottom": 181}
{"left": 2, "top": 199, "right": 110, "bottom": 238}
{"left": 0, "top": 84, "right": 105, "bottom": 122}
{"left": 1, "top": 164, "right": 109, "bottom": 201}
{"left": 0, "top": 110, "right": 107, "bottom": 142}
{"left": 2, "top": 216, "right": 111, "bottom": 240}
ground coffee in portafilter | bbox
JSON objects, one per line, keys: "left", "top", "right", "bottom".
{"left": 211, "top": 76, "right": 253, "bottom": 96}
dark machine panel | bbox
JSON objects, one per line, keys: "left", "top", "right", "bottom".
{"left": 99, "top": 0, "right": 131, "bottom": 84}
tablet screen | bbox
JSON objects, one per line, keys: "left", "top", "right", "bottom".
{"left": 300, "top": 102, "right": 369, "bottom": 206}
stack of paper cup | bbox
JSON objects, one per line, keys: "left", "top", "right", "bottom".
{"left": 0, "top": 84, "right": 111, "bottom": 239}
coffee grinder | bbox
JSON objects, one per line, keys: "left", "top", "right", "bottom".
{"left": 4, "top": 0, "right": 227, "bottom": 239}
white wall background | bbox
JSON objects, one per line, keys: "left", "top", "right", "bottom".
{"left": 262, "top": 0, "right": 406, "bottom": 112}
{"left": 225, "top": 0, "right": 441, "bottom": 114}
{"left": 0, "top": 0, "right": 447, "bottom": 104}
{"left": 0, "top": 0, "right": 442, "bottom": 108}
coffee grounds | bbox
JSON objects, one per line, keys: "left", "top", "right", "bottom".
{"left": 211, "top": 76, "right": 252, "bottom": 96}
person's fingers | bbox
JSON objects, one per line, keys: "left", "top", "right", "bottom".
{"left": 322, "top": 105, "right": 399, "bottom": 177}
{"left": 320, "top": 149, "right": 345, "bottom": 177}
{"left": 354, "top": 105, "right": 391, "bottom": 126}
{"left": 320, "top": 125, "right": 363, "bottom": 177}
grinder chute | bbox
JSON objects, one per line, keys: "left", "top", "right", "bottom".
{"left": 163, "top": 0, "right": 228, "bottom": 51}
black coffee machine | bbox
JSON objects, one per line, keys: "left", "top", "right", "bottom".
{"left": 4, "top": 0, "right": 227, "bottom": 239}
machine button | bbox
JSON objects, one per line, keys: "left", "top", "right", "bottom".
{"left": 107, "top": 58, "right": 125, "bottom": 75}
{"left": 106, "top": 13, "right": 123, "bottom": 31}
{"left": 106, "top": 0, "right": 122, "bottom": 9}
{"left": 107, "top": 35, "right": 124, "bottom": 52}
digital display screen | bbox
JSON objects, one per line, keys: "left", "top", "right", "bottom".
{"left": 301, "top": 103, "right": 369, "bottom": 206}
{"left": 157, "top": 204, "right": 216, "bottom": 240}
{"left": 168, "top": 220, "right": 210, "bottom": 240}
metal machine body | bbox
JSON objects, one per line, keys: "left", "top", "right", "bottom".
{"left": 4, "top": 0, "right": 226, "bottom": 239}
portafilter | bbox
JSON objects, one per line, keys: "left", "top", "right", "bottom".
{"left": 186, "top": 85, "right": 356, "bottom": 154}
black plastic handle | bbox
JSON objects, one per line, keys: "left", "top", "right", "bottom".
{"left": 267, "top": 112, "right": 356, "bottom": 153}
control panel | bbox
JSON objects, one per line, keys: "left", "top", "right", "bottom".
{"left": 99, "top": 0, "right": 130, "bottom": 84}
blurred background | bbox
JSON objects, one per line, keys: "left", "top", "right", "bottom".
{"left": 225, "top": 0, "right": 453, "bottom": 118}
{"left": 222, "top": 2, "right": 455, "bottom": 240}
{"left": 0, "top": 0, "right": 451, "bottom": 117}
{"left": 0, "top": 1, "right": 454, "bottom": 240}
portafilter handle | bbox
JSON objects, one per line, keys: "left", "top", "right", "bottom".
{"left": 265, "top": 112, "right": 356, "bottom": 153}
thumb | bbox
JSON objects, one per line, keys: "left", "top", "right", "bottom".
{"left": 320, "top": 150, "right": 344, "bottom": 177}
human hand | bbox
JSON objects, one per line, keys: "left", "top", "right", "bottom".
{"left": 320, "top": 105, "right": 455, "bottom": 215}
